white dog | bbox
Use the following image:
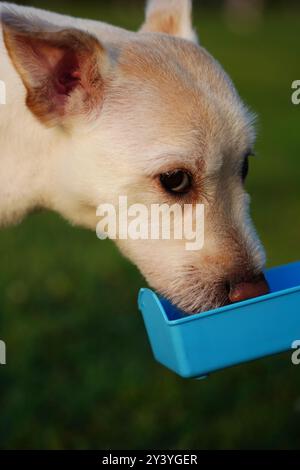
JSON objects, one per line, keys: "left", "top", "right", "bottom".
{"left": 0, "top": 0, "right": 269, "bottom": 313}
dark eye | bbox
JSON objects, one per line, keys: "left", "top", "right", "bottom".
{"left": 160, "top": 170, "right": 192, "bottom": 194}
{"left": 241, "top": 156, "right": 249, "bottom": 182}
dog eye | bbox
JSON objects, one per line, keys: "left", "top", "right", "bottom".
{"left": 241, "top": 150, "right": 255, "bottom": 182}
{"left": 241, "top": 156, "right": 249, "bottom": 181}
{"left": 160, "top": 170, "right": 192, "bottom": 194}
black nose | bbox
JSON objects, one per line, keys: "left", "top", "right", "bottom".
{"left": 228, "top": 273, "right": 270, "bottom": 303}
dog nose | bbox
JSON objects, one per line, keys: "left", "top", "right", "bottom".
{"left": 229, "top": 273, "right": 270, "bottom": 303}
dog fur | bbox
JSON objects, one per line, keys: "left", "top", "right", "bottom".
{"left": 0, "top": 0, "right": 266, "bottom": 313}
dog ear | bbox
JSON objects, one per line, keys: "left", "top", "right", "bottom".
{"left": 1, "top": 10, "right": 111, "bottom": 128}
{"left": 140, "top": 0, "right": 198, "bottom": 43}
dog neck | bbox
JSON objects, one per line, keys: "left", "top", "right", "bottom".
{"left": 0, "top": 105, "right": 58, "bottom": 227}
{"left": 0, "top": 91, "right": 100, "bottom": 229}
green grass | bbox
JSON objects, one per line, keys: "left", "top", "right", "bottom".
{"left": 0, "top": 1, "right": 300, "bottom": 449}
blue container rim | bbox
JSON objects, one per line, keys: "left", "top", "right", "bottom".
{"left": 140, "top": 284, "right": 300, "bottom": 327}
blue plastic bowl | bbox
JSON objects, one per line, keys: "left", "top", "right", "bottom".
{"left": 138, "top": 261, "right": 300, "bottom": 378}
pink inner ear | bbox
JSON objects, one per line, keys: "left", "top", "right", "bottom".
{"left": 13, "top": 34, "right": 83, "bottom": 98}
{"left": 4, "top": 23, "right": 104, "bottom": 124}
{"left": 54, "top": 51, "right": 81, "bottom": 96}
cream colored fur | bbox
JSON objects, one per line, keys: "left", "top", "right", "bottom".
{"left": 0, "top": 0, "right": 265, "bottom": 313}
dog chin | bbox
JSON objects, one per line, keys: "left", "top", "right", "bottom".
{"left": 158, "top": 284, "right": 229, "bottom": 315}
{"left": 177, "top": 297, "right": 229, "bottom": 315}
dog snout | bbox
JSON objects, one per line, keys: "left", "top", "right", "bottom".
{"left": 228, "top": 273, "right": 270, "bottom": 303}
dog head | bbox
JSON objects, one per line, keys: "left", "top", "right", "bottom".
{"left": 1, "top": 0, "right": 268, "bottom": 313}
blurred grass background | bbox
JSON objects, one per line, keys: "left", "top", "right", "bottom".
{"left": 0, "top": 0, "right": 300, "bottom": 450}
